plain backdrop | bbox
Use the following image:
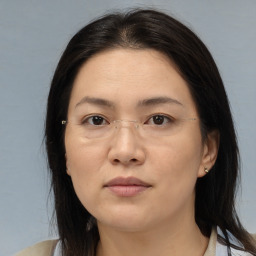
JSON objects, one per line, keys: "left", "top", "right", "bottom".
{"left": 0, "top": 1, "right": 255, "bottom": 255}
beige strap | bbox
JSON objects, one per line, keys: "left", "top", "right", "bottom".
{"left": 204, "top": 228, "right": 217, "bottom": 256}
{"left": 15, "top": 240, "right": 58, "bottom": 256}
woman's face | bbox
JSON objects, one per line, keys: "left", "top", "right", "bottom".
{"left": 65, "top": 49, "right": 216, "bottom": 232}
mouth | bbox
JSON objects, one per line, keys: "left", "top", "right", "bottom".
{"left": 104, "top": 176, "right": 152, "bottom": 197}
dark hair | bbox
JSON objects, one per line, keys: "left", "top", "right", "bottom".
{"left": 45, "top": 9, "right": 256, "bottom": 256}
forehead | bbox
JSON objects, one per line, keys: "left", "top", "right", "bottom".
{"left": 69, "top": 48, "right": 196, "bottom": 112}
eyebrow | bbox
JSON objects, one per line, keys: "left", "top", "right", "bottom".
{"left": 75, "top": 96, "right": 183, "bottom": 109}
{"left": 138, "top": 96, "right": 183, "bottom": 107}
{"left": 75, "top": 96, "right": 114, "bottom": 108}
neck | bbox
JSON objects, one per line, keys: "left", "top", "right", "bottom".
{"left": 96, "top": 217, "right": 209, "bottom": 256}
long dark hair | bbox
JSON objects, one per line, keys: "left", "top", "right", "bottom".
{"left": 45, "top": 9, "right": 256, "bottom": 256}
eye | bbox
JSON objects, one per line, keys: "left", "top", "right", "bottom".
{"left": 82, "top": 115, "right": 109, "bottom": 126}
{"left": 146, "top": 114, "right": 173, "bottom": 125}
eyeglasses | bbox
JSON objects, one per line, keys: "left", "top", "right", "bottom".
{"left": 62, "top": 114, "right": 197, "bottom": 139}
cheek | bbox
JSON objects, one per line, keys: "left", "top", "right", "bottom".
{"left": 65, "top": 129, "right": 106, "bottom": 173}
{"left": 65, "top": 136, "right": 107, "bottom": 204}
{"left": 149, "top": 131, "right": 203, "bottom": 192}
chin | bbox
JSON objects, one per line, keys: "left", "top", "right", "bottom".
{"left": 96, "top": 210, "right": 152, "bottom": 232}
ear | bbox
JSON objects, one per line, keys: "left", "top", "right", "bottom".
{"left": 198, "top": 130, "right": 219, "bottom": 177}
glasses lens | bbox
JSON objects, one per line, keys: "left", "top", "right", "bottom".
{"left": 141, "top": 118, "right": 188, "bottom": 137}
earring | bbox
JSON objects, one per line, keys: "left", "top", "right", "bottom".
{"left": 204, "top": 167, "right": 209, "bottom": 173}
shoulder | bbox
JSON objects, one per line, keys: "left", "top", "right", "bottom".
{"left": 251, "top": 233, "right": 256, "bottom": 241}
{"left": 15, "top": 240, "right": 58, "bottom": 256}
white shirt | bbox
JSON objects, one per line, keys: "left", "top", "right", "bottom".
{"left": 216, "top": 227, "right": 252, "bottom": 256}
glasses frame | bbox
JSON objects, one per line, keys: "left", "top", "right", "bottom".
{"left": 61, "top": 117, "right": 197, "bottom": 139}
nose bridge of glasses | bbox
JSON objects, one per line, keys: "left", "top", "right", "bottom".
{"left": 113, "top": 119, "right": 139, "bottom": 130}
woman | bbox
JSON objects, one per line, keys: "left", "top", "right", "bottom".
{"left": 16, "top": 9, "right": 256, "bottom": 256}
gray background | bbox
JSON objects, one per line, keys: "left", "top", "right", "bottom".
{"left": 0, "top": 0, "right": 255, "bottom": 255}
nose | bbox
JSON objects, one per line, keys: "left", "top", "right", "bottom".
{"left": 107, "top": 123, "right": 146, "bottom": 166}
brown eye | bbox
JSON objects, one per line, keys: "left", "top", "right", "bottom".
{"left": 84, "top": 116, "right": 108, "bottom": 126}
{"left": 146, "top": 115, "right": 173, "bottom": 125}
{"left": 153, "top": 115, "right": 165, "bottom": 125}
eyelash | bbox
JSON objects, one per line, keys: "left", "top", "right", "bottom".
{"left": 81, "top": 114, "right": 175, "bottom": 126}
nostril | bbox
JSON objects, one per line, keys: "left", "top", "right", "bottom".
{"left": 112, "top": 158, "right": 137, "bottom": 164}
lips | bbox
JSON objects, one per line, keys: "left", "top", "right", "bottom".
{"left": 104, "top": 176, "right": 152, "bottom": 197}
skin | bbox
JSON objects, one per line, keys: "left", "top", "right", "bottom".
{"left": 65, "top": 49, "right": 219, "bottom": 256}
